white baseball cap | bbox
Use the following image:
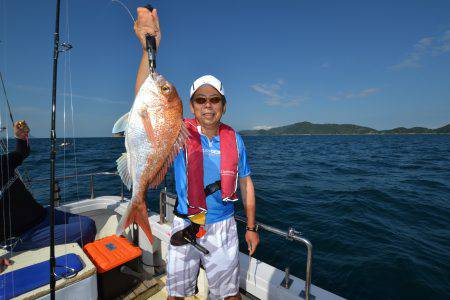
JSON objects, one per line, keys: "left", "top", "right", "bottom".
{"left": 189, "top": 75, "right": 225, "bottom": 98}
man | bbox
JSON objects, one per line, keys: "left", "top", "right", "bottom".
{"left": 0, "top": 121, "right": 96, "bottom": 254}
{"left": 134, "top": 7, "right": 259, "bottom": 300}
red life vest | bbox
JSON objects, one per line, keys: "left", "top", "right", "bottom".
{"left": 184, "top": 118, "right": 239, "bottom": 220}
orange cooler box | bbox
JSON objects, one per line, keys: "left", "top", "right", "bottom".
{"left": 83, "top": 235, "right": 142, "bottom": 299}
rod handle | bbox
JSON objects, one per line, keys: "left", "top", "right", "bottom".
{"left": 144, "top": 4, "right": 157, "bottom": 51}
{"left": 143, "top": 4, "right": 157, "bottom": 70}
{"left": 183, "top": 236, "right": 210, "bottom": 255}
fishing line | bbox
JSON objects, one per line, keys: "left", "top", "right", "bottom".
{"left": 0, "top": 41, "right": 12, "bottom": 152}
{"left": 111, "top": 0, "right": 136, "bottom": 24}
{"left": 0, "top": 58, "right": 6, "bottom": 283}
{"left": 0, "top": 10, "right": 33, "bottom": 284}
{"left": 0, "top": 1, "right": 16, "bottom": 295}
{"left": 0, "top": 3, "right": 8, "bottom": 297}
{"left": 0, "top": 48, "right": 32, "bottom": 192}
{"left": 64, "top": 0, "right": 84, "bottom": 248}
{"left": 62, "top": 0, "right": 69, "bottom": 259}
{"left": 1, "top": 0, "right": 7, "bottom": 106}
{"left": 5, "top": 111, "right": 15, "bottom": 297}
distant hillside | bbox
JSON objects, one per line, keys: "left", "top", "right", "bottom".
{"left": 434, "top": 124, "right": 450, "bottom": 134}
{"left": 379, "top": 127, "right": 433, "bottom": 134}
{"left": 240, "top": 122, "right": 450, "bottom": 136}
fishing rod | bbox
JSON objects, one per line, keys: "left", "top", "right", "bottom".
{"left": 0, "top": 70, "right": 14, "bottom": 125}
{"left": 0, "top": 41, "right": 14, "bottom": 152}
{"left": 50, "top": 0, "right": 62, "bottom": 298}
{"left": 144, "top": 4, "right": 157, "bottom": 73}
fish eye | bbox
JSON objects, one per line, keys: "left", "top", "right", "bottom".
{"left": 161, "top": 85, "right": 171, "bottom": 94}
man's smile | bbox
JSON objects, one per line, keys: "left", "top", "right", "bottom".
{"left": 202, "top": 112, "right": 215, "bottom": 118}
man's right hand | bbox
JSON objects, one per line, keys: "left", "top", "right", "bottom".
{"left": 134, "top": 7, "right": 161, "bottom": 51}
{"left": 0, "top": 258, "right": 12, "bottom": 273}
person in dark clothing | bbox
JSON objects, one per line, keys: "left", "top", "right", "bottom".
{"left": 0, "top": 121, "right": 97, "bottom": 254}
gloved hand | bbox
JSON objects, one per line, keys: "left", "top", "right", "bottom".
{"left": 14, "top": 120, "right": 30, "bottom": 140}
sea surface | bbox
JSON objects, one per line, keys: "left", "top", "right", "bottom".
{"left": 11, "top": 135, "right": 450, "bottom": 299}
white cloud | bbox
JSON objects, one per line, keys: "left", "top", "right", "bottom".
{"left": 329, "top": 87, "right": 381, "bottom": 101}
{"left": 10, "top": 83, "right": 128, "bottom": 105}
{"left": 251, "top": 79, "right": 306, "bottom": 107}
{"left": 390, "top": 29, "right": 450, "bottom": 70}
{"left": 14, "top": 106, "right": 49, "bottom": 115}
{"left": 432, "top": 29, "right": 450, "bottom": 56}
{"left": 252, "top": 125, "right": 273, "bottom": 130}
{"left": 10, "top": 84, "right": 49, "bottom": 94}
{"left": 63, "top": 93, "right": 128, "bottom": 105}
{"left": 320, "top": 62, "right": 331, "bottom": 69}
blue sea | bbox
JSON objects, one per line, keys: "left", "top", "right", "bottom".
{"left": 13, "top": 135, "right": 450, "bottom": 299}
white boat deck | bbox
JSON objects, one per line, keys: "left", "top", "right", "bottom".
{"left": 0, "top": 243, "right": 97, "bottom": 300}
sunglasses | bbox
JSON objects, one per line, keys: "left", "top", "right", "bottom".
{"left": 192, "top": 96, "right": 222, "bottom": 105}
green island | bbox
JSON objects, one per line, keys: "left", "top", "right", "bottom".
{"left": 239, "top": 122, "right": 450, "bottom": 136}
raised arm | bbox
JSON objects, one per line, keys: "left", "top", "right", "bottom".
{"left": 134, "top": 7, "right": 161, "bottom": 96}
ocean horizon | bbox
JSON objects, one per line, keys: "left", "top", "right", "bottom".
{"left": 11, "top": 134, "right": 450, "bottom": 299}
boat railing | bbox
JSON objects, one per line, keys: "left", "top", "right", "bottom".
{"left": 24, "top": 171, "right": 126, "bottom": 202}
{"left": 159, "top": 188, "right": 314, "bottom": 300}
{"left": 26, "top": 171, "right": 314, "bottom": 300}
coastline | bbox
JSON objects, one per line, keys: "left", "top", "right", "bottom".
{"left": 239, "top": 132, "right": 450, "bottom": 137}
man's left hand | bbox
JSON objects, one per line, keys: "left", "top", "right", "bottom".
{"left": 245, "top": 231, "right": 259, "bottom": 256}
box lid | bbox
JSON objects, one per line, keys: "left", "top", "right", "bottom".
{"left": 83, "top": 235, "right": 142, "bottom": 273}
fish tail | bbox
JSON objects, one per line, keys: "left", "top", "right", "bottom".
{"left": 116, "top": 194, "right": 154, "bottom": 245}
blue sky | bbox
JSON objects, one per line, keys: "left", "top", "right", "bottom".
{"left": 1, "top": 0, "right": 449, "bottom": 137}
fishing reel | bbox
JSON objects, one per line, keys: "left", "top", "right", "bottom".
{"left": 58, "top": 42, "right": 73, "bottom": 53}
{"left": 16, "top": 120, "right": 26, "bottom": 128}
{"left": 170, "top": 223, "right": 210, "bottom": 255}
{"left": 0, "top": 236, "right": 22, "bottom": 251}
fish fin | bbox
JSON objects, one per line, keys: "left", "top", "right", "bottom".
{"left": 112, "top": 112, "right": 130, "bottom": 134}
{"left": 116, "top": 196, "right": 154, "bottom": 244}
{"left": 148, "top": 122, "right": 190, "bottom": 188}
{"left": 139, "top": 109, "right": 156, "bottom": 144}
{"left": 117, "top": 153, "right": 132, "bottom": 190}
{"left": 148, "top": 160, "right": 168, "bottom": 189}
{"left": 166, "top": 121, "right": 190, "bottom": 167}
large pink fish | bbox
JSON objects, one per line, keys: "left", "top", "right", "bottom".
{"left": 113, "top": 73, "right": 188, "bottom": 244}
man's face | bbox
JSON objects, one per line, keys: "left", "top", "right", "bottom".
{"left": 190, "top": 85, "right": 226, "bottom": 128}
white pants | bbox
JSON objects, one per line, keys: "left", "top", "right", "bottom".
{"left": 166, "top": 216, "right": 240, "bottom": 299}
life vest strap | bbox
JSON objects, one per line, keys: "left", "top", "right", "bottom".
{"left": 173, "top": 180, "right": 222, "bottom": 219}
{"left": 203, "top": 180, "right": 221, "bottom": 197}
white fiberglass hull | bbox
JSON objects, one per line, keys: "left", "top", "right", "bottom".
{"left": 58, "top": 196, "right": 344, "bottom": 300}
